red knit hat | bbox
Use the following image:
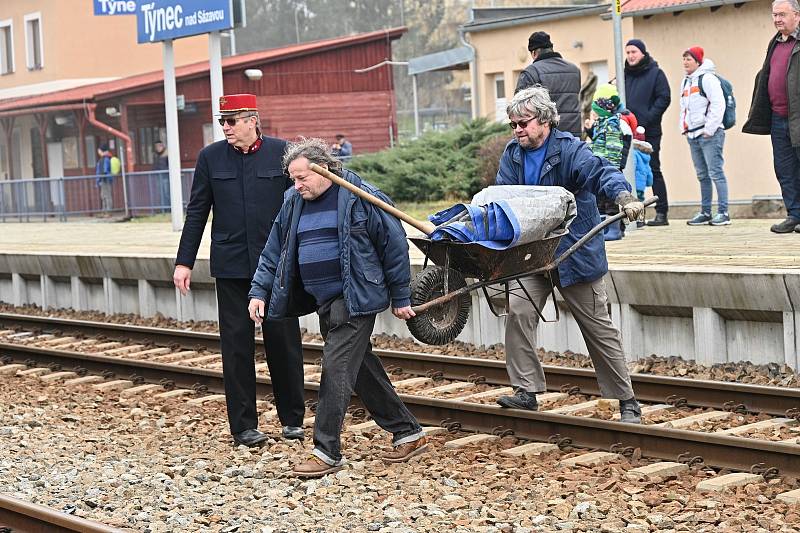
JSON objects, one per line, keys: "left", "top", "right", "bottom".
{"left": 684, "top": 46, "right": 704, "bottom": 64}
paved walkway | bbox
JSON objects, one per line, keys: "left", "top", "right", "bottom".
{"left": 0, "top": 218, "right": 798, "bottom": 269}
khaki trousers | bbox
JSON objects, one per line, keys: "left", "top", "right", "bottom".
{"left": 504, "top": 274, "right": 635, "bottom": 400}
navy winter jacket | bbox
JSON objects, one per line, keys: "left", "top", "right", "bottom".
{"left": 496, "top": 130, "right": 631, "bottom": 287}
{"left": 624, "top": 55, "right": 671, "bottom": 138}
{"left": 249, "top": 169, "right": 412, "bottom": 319}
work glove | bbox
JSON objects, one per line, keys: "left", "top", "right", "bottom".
{"left": 615, "top": 191, "right": 645, "bottom": 222}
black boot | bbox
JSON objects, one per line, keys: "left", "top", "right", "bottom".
{"left": 497, "top": 389, "right": 538, "bottom": 411}
{"left": 646, "top": 213, "right": 668, "bottom": 226}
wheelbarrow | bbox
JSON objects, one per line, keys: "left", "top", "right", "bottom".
{"left": 308, "top": 163, "right": 656, "bottom": 345}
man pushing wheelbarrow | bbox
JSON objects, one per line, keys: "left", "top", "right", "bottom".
{"left": 491, "top": 85, "right": 645, "bottom": 423}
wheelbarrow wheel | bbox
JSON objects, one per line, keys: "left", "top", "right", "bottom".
{"left": 407, "top": 266, "right": 471, "bottom": 345}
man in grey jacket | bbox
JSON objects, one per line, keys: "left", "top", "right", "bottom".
{"left": 515, "top": 31, "right": 582, "bottom": 137}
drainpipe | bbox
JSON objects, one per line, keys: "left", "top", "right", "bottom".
{"left": 85, "top": 104, "right": 134, "bottom": 173}
{"left": 459, "top": 24, "right": 479, "bottom": 120}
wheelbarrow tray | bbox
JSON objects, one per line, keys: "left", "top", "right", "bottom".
{"left": 408, "top": 234, "right": 563, "bottom": 281}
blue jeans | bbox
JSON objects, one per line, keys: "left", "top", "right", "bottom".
{"left": 687, "top": 129, "right": 728, "bottom": 214}
{"left": 313, "top": 297, "right": 423, "bottom": 464}
{"left": 770, "top": 114, "right": 800, "bottom": 220}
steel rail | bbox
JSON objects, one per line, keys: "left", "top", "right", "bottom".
{"left": 0, "top": 494, "right": 124, "bottom": 533}
{"left": 3, "top": 342, "right": 800, "bottom": 477}
{"left": 2, "top": 313, "right": 799, "bottom": 415}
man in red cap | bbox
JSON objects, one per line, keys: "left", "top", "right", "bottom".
{"left": 174, "top": 94, "right": 306, "bottom": 447}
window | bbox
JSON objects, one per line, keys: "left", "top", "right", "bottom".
{"left": 24, "top": 13, "right": 43, "bottom": 70}
{"left": 0, "top": 20, "right": 13, "bottom": 75}
{"left": 493, "top": 73, "right": 507, "bottom": 122}
{"left": 135, "top": 126, "right": 166, "bottom": 165}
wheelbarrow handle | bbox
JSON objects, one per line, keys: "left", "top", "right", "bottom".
{"left": 308, "top": 163, "right": 437, "bottom": 236}
{"left": 542, "top": 196, "right": 658, "bottom": 272}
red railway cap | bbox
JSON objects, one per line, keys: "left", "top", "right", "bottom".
{"left": 217, "top": 93, "right": 258, "bottom": 115}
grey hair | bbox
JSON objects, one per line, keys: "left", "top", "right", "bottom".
{"left": 282, "top": 137, "right": 343, "bottom": 174}
{"left": 773, "top": 0, "right": 800, "bottom": 12}
{"left": 506, "top": 85, "right": 560, "bottom": 128}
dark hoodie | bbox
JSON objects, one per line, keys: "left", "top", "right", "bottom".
{"left": 624, "top": 54, "right": 671, "bottom": 138}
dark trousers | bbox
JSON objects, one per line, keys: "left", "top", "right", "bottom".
{"left": 313, "top": 297, "right": 422, "bottom": 463}
{"left": 216, "top": 278, "right": 305, "bottom": 434}
{"left": 771, "top": 114, "right": 800, "bottom": 220}
{"left": 648, "top": 135, "right": 668, "bottom": 215}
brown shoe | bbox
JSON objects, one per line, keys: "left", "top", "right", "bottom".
{"left": 292, "top": 456, "right": 344, "bottom": 478}
{"left": 382, "top": 436, "right": 429, "bottom": 463}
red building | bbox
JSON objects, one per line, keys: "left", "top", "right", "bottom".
{"left": 0, "top": 27, "right": 406, "bottom": 181}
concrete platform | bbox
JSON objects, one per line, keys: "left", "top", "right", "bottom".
{"left": 1, "top": 219, "right": 799, "bottom": 368}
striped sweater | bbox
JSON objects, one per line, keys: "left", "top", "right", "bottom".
{"left": 297, "top": 185, "right": 343, "bottom": 305}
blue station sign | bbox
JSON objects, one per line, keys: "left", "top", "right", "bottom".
{"left": 136, "top": 0, "right": 233, "bottom": 43}
{"left": 94, "top": 0, "right": 137, "bottom": 15}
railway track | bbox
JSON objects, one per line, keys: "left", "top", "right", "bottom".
{"left": 2, "top": 312, "right": 798, "bottom": 415}
{"left": 0, "top": 494, "right": 123, "bottom": 532}
{"left": 2, "top": 312, "right": 800, "bottom": 478}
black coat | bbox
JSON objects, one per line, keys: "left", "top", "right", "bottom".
{"left": 624, "top": 54, "right": 671, "bottom": 138}
{"left": 515, "top": 51, "right": 582, "bottom": 136}
{"left": 176, "top": 136, "right": 291, "bottom": 279}
{"left": 743, "top": 32, "right": 800, "bottom": 145}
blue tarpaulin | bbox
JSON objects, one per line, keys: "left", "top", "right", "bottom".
{"left": 427, "top": 186, "right": 576, "bottom": 250}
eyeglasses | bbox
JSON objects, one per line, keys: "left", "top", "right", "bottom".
{"left": 509, "top": 117, "right": 536, "bottom": 130}
{"left": 217, "top": 114, "right": 255, "bottom": 127}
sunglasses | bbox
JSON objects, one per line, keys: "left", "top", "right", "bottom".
{"left": 217, "top": 115, "right": 255, "bottom": 127}
{"left": 509, "top": 117, "right": 536, "bottom": 130}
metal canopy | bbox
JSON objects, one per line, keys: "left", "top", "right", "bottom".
{"left": 408, "top": 46, "right": 474, "bottom": 76}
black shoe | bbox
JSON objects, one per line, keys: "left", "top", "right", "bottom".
{"left": 619, "top": 398, "right": 642, "bottom": 424}
{"left": 232, "top": 428, "right": 268, "bottom": 447}
{"left": 771, "top": 217, "right": 800, "bottom": 233}
{"left": 497, "top": 389, "right": 538, "bottom": 411}
{"left": 645, "top": 213, "right": 669, "bottom": 226}
{"left": 282, "top": 426, "right": 304, "bottom": 440}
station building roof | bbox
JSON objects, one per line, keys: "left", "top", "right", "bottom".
{"left": 0, "top": 27, "right": 406, "bottom": 116}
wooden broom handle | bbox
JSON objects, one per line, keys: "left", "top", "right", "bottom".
{"left": 309, "top": 163, "right": 436, "bottom": 236}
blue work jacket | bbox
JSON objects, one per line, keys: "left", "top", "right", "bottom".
{"left": 496, "top": 129, "right": 631, "bottom": 287}
{"left": 249, "top": 169, "right": 412, "bottom": 319}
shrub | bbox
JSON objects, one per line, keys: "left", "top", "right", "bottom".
{"left": 347, "top": 118, "right": 508, "bottom": 202}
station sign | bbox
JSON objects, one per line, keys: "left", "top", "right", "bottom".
{"left": 136, "top": 0, "right": 233, "bottom": 43}
{"left": 94, "top": 0, "right": 137, "bottom": 16}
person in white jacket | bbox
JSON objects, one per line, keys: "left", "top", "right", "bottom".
{"left": 679, "top": 46, "right": 731, "bottom": 226}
